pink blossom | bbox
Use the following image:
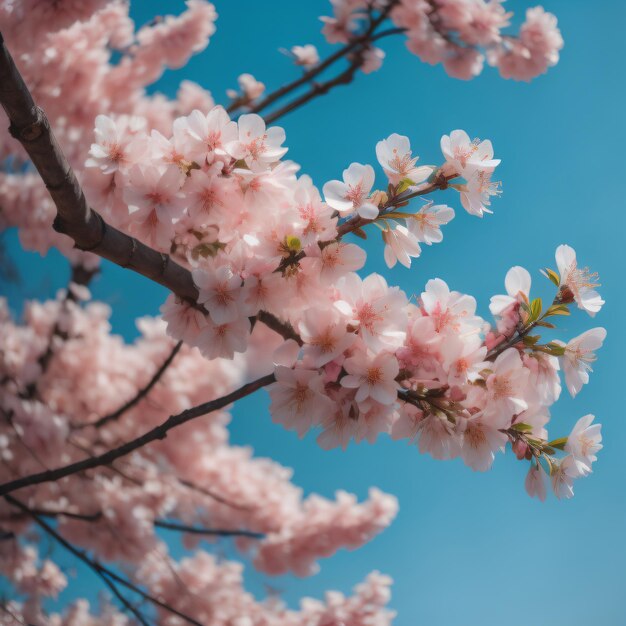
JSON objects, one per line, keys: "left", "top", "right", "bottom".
{"left": 86, "top": 115, "right": 147, "bottom": 174}
{"left": 299, "top": 308, "right": 356, "bottom": 367}
{"left": 441, "top": 129, "right": 500, "bottom": 176}
{"left": 291, "top": 44, "right": 320, "bottom": 67}
{"left": 225, "top": 114, "right": 287, "bottom": 170}
{"left": 408, "top": 203, "right": 455, "bottom": 245}
{"left": 124, "top": 165, "right": 185, "bottom": 249}
{"left": 323, "top": 162, "right": 379, "bottom": 219}
{"left": 341, "top": 349, "right": 400, "bottom": 406}
{"left": 382, "top": 223, "right": 422, "bottom": 268}
{"left": 525, "top": 463, "right": 547, "bottom": 502}
{"left": 269, "top": 366, "right": 335, "bottom": 437}
{"left": 185, "top": 106, "right": 239, "bottom": 164}
{"left": 375, "top": 133, "right": 432, "bottom": 185}
{"left": 192, "top": 263, "right": 244, "bottom": 324}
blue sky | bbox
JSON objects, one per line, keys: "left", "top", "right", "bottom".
{"left": 3, "top": 1, "right": 625, "bottom": 624}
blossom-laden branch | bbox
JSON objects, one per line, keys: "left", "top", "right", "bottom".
{"left": 0, "top": 33, "right": 197, "bottom": 301}
{"left": 0, "top": 33, "right": 299, "bottom": 346}
{"left": 225, "top": 0, "right": 564, "bottom": 120}
{"left": 1, "top": 25, "right": 607, "bottom": 504}
{"left": 0, "top": 373, "right": 275, "bottom": 497}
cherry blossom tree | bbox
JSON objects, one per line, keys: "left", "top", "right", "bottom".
{"left": 0, "top": 1, "right": 603, "bottom": 625}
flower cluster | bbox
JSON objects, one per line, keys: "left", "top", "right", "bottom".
{"left": 0, "top": 1, "right": 601, "bottom": 624}
{"left": 3, "top": 569, "right": 395, "bottom": 626}
{"left": 78, "top": 104, "right": 606, "bottom": 500}
{"left": 321, "top": 0, "right": 563, "bottom": 81}
{"left": 0, "top": 291, "right": 397, "bottom": 621}
{"left": 0, "top": 0, "right": 218, "bottom": 264}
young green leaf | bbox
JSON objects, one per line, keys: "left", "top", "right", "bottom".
{"left": 547, "top": 437, "right": 568, "bottom": 450}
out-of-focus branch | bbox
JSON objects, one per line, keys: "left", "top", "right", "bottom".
{"left": 153, "top": 519, "right": 263, "bottom": 539}
{"left": 23, "top": 263, "right": 98, "bottom": 399}
{"left": 1, "top": 506, "right": 263, "bottom": 538}
{"left": 0, "top": 373, "right": 276, "bottom": 497}
{"left": 178, "top": 477, "right": 253, "bottom": 511}
{"left": 5, "top": 494, "right": 201, "bottom": 626}
{"left": 74, "top": 340, "right": 183, "bottom": 430}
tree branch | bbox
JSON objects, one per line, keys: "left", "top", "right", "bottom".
{"left": 0, "top": 33, "right": 301, "bottom": 346}
{"left": 264, "top": 50, "right": 366, "bottom": 125}
{"left": 0, "top": 33, "right": 198, "bottom": 301}
{"left": 242, "top": 1, "right": 401, "bottom": 120}
{"left": 0, "top": 373, "right": 276, "bottom": 497}
{"left": 5, "top": 495, "right": 199, "bottom": 626}
{"left": 1, "top": 507, "right": 263, "bottom": 538}
{"left": 22, "top": 263, "right": 98, "bottom": 399}
{"left": 154, "top": 520, "right": 263, "bottom": 539}
{"left": 336, "top": 173, "right": 457, "bottom": 238}
{"left": 74, "top": 340, "right": 183, "bottom": 430}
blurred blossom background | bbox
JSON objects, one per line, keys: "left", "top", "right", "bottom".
{"left": 2, "top": 1, "right": 624, "bottom": 623}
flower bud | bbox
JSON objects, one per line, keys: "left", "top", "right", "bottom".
{"left": 512, "top": 438, "right": 529, "bottom": 460}
{"left": 369, "top": 190, "right": 388, "bottom": 207}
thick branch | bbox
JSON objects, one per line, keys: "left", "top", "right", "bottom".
{"left": 0, "top": 33, "right": 300, "bottom": 346}
{"left": 0, "top": 374, "right": 275, "bottom": 497}
{"left": 0, "top": 33, "right": 198, "bottom": 301}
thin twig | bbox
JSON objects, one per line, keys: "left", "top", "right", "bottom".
{"left": 154, "top": 520, "right": 263, "bottom": 539}
{"left": 5, "top": 495, "right": 202, "bottom": 626}
{"left": 1, "top": 507, "right": 262, "bottom": 538}
{"left": 244, "top": 1, "right": 400, "bottom": 117}
{"left": 262, "top": 24, "right": 406, "bottom": 124}
{"left": 179, "top": 477, "right": 253, "bottom": 510}
{"left": 5, "top": 498, "right": 150, "bottom": 626}
{"left": 75, "top": 341, "right": 183, "bottom": 430}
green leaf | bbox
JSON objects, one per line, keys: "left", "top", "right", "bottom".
{"left": 523, "top": 335, "right": 540, "bottom": 346}
{"left": 536, "top": 320, "right": 556, "bottom": 329}
{"left": 545, "top": 342, "right": 566, "bottom": 356}
{"left": 529, "top": 297, "right": 543, "bottom": 322}
{"left": 545, "top": 304, "right": 570, "bottom": 317}
{"left": 544, "top": 268, "right": 560, "bottom": 287}
{"left": 396, "top": 178, "right": 414, "bottom": 194}
{"left": 284, "top": 235, "right": 301, "bottom": 252}
{"left": 511, "top": 422, "right": 533, "bottom": 432}
{"left": 548, "top": 436, "right": 568, "bottom": 450}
